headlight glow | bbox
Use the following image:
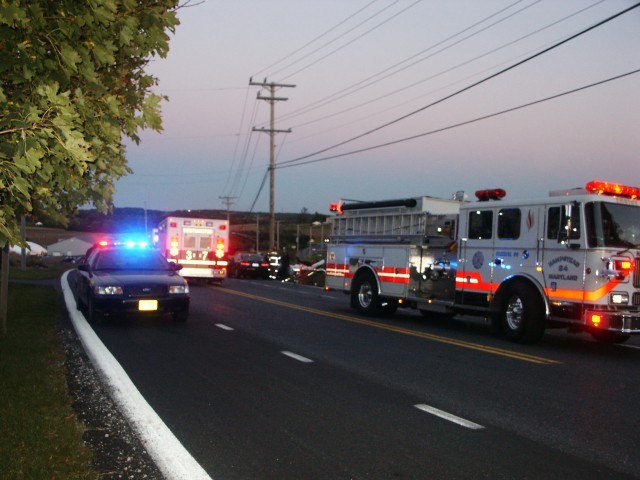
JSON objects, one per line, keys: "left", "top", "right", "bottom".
{"left": 169, "top": 285, "right": 189, "bottom": 294}
{"left": 609, "top": 292, "right": 629, "bottom": 305}
{"left": 94, "top": 285, "right": 123, "bottom": 295}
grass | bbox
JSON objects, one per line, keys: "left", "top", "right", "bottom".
{"left": 0, "top": 264, "right": 99, "bottom": 479}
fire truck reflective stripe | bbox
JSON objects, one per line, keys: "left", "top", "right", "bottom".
{"left": 326, "top": 263, "right": 349, "bottom": 277}
{"left": 377, "top": 267, "right": 410, "bottom": 284}
{"left": 546, "top": 281, "right": 620, "bottom": 303}
{"left": 456, "top": 272, "right": 621, "bottom": 303}
{"left": 455, "top": 272, "right": 492, "bottom": 292}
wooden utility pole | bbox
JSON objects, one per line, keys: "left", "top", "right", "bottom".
{"left": 249, "top": 77, "right": 295, "bottom": 251}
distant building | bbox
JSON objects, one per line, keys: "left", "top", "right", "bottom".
{"left": 10, "top": 241, "right": 47, "bottom": 256}
{"left": 46, "top": 236, "right": 95, "bottom": 257}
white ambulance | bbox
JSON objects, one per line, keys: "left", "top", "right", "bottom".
{"left": 155, "top": 217, "right": 229, "bottom": 283}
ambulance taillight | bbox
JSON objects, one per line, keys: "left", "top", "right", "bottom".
{"left": 215, "top": 238, "right": 225, "bottom": 259}
{"left": 169, "top": 235, "right": 179, "bottom": 257}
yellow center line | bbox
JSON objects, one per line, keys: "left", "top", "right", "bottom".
{"left": 218, "top": 287, "right": 560, "bottom": 365}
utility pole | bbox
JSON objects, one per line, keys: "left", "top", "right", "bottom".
{"left": 250, "top": 77, "right": 295, "bottom": 251}
{"left": 219, "top": 195, "right": 236, "bottom": 224}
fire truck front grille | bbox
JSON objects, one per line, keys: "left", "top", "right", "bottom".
{"left": 635, "top": 258, "right": 640, "bottom": 288}
{"left": 633, "top": 292, "right": 640, "bottom": 306}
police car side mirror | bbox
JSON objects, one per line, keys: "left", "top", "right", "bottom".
{"left": 169, "top": 262, "right": 183, "bottom": 271}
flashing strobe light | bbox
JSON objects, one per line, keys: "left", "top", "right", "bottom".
{"left": 590, "top": 314, "right": 602, "bottom": 327}
{"left": 329, "top": 200, "right": 344, "bottom": 215}
{"left": 585, "top": 180, "right": 640, "bottom": 200}
{"left": 475, "top": 189, "right": 506, "bottom": 201}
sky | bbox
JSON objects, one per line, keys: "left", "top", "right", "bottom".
{"left": 114, "top": 0, "right": 640, "bottom": 215}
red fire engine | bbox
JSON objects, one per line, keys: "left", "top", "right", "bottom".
{"left": 325, "top": 181, "right": 640, "bottom": 344}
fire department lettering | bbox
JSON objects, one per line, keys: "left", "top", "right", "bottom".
{"left": 548, "top": 256, "right": 580, "bottom": 268}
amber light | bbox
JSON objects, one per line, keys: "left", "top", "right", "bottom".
{"left": 585, "top": 180, "right": 640, "bottom": 199}
{"left": 590, "top": 314, "right": 602, "bottom": 327}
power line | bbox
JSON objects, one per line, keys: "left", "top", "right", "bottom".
{"left": 274, "top": 0, "right": 534, "bottom": 125}
{"left": 252, "top": 0, "right": 380, "bottom": 78}
{"left": 275, "top": 68, "right": 640, "bottom": 170}
{"left": 277, "top": 1, "right": 640, "bottom": 168}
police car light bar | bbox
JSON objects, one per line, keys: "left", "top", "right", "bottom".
{"left": 585, "top": 180, "right": 640, "bottom": 200}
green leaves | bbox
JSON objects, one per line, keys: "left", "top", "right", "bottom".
{"left": 0, "top": 0, "right": 181, "bottom": 247}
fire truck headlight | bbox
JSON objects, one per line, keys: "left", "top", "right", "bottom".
{"left": 169, "top": 285, "right": 189, "bottom": 295}
{"left": 94, "top": 286, "right": 123, "bottom": 295}
{"left": 609, "top": 292, "right": 629, "bottom": 305}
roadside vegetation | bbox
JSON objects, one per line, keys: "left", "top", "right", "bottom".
{"left": 0, "top": 263, "right": 99, "bottom": 479}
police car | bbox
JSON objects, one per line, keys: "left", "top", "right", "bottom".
{"left": 75, "top": 240, "right": 190, "bottom": 324}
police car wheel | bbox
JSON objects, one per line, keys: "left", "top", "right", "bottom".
{"left": 500, "top": 283, "right": 544, "bottom": 344}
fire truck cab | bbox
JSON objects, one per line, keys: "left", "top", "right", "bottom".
{"left": 326, "top": 181, "right": 640, "bottom": 344}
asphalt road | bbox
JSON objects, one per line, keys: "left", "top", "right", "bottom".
{"left": 77, "top": 276, "right": 640, "bottom": 479}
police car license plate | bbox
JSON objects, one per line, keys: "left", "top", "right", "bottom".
{"left": 251, "top": 263, "right": 259, "bottom": 267}
{"left": 138, "top": 299, "right": 158, "bottom": 311}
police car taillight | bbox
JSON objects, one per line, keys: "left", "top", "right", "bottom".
{"left": 475, "top": 189, "right": 506, "bottom": 201}
{"left": 585, "top": 180, "right": 640, "bottom": 200}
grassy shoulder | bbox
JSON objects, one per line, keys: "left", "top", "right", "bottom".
{"left": 0, "top": 265, "right": 99, "bottom": 479}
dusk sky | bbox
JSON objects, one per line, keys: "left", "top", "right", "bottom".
{"left": 114, "top": 0, "right": 640, "bottom": 215}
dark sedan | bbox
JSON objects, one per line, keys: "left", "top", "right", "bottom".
{"left": 75, "top": 241, "right": 190, "bottom": 323}
{"left": 228, "top": 252, "right": 271, "bottom": 279}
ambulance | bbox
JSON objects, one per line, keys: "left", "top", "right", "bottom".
{"left": 155, "top": 217, "right": 229, "bottom": 282}
{"left": 325, "top": 181, "right": 640, "bottom": 344}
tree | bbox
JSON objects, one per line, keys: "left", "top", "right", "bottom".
{"left": 0, "top": 0, "right": 180, "bottom": 247}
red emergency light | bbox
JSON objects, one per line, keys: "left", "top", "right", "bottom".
{"left": 329, "top": 200, "right": 344, "bottom": 215}
{"left": 585, "top": 180, "right": 640, "bottom": 200}
{"left": 475, "top": 189, "right": 506, "bottom": 201}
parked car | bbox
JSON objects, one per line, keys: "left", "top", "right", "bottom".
{"left": 75, "top": 240, "right": 190, "bottom": 324}
{"left": 228, "top": 252, "right": 271, "bottom": 279}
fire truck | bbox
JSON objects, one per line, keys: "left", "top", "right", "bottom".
{"left": 325, "top": 181, "right": 640, "bottom": 344}
{"left": 155, "top": 216, "right": 229, "bottom": 283}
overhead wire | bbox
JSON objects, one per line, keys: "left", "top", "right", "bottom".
{"left": 251, "top": 0, "right": 380, "bottom": 78}
{"left": 277, "top": 1, "right": 640, "bottom": 168}
{"left": 286, "top": 0, "right": 606, "bottom": 132}
{"left": 275, "top": 0, "right": 422, "bottom": 82}
{"left": 275, "top": 0, "right": 535, "bottom": 125}
{"left": 274, "top": 68, "right": 640, "bottom": 170}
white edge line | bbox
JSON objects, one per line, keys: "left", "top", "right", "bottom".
{"left": 61, "top": 271, "right": 212, "bottom": 480}
{"left": 281, "top": 351, "right": 314, "bottom": 363}
{"left": 215, "top": 323, "right": 234, "bottom": 331}
{"left": 415, "top": 404, "right": 484, "bottom": 430}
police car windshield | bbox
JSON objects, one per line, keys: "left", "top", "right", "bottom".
{"left": 92, "top": 249, "right": 170, "bottom": 271}
{"left": 585, "top": 202, "right": 640, "bottom": 248}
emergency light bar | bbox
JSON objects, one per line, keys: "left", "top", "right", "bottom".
{"left": 585, "top": 180, "right": 640, "bottom": 200}
{"left": 475, "top": 189, "right": 506, "bottom": 201}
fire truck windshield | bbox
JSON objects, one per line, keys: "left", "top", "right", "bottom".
{"left": 585, "top": 202, "right": 640, "bottom": 248}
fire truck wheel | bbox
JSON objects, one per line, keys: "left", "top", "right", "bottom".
{"left": 499, "top": 283, "right": 544, "bottom": 344}
{"left": 351, "top": 272, "right": 383, "bottom": 316}
{"left": 590, "top": 330, "right": 630, "bottom": 344}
